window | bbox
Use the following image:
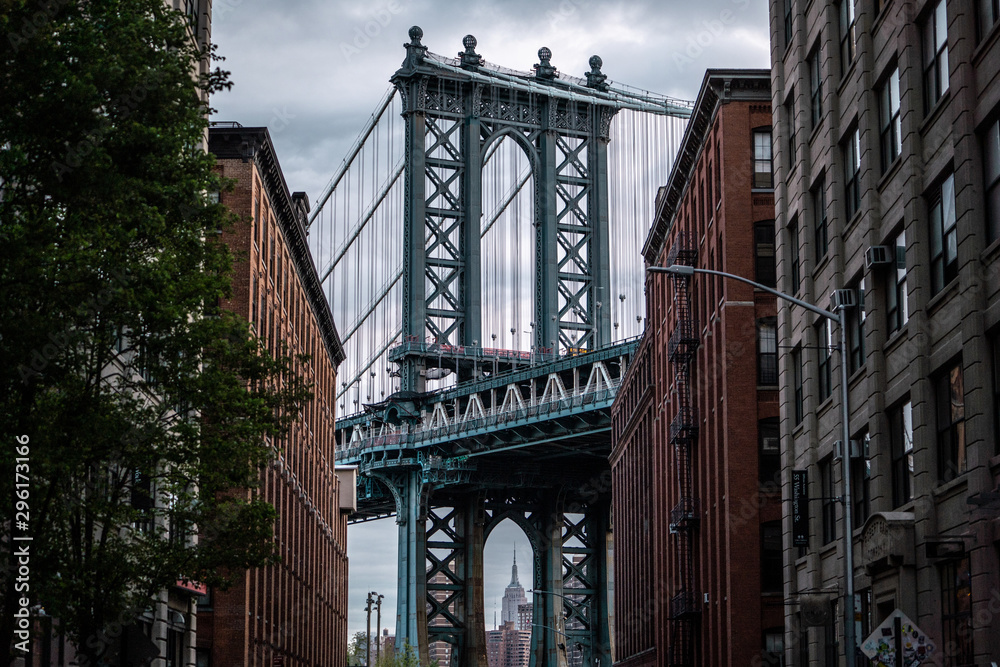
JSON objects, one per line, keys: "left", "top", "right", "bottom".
{"left": 166, "top": 625, "right": 184, "bottom": 667}
{"left": 790, "top": 218, "right": 801, "bottom": 293}
{"left": 253, "top": 197, "right": 261, "bottom": 244}
{"left": 131, "top": 469, "right": 153, "bottom": 534}
{"left": 985, "top": 119, "right": 1000, "bottom": 243}
{"left": 817, "top": 320, "right": 832, "bottom": 403}
{"left": 784, "top": 0, "right": 794, "bottom": 47}
{"left": 994, "top": 335, "right": 1000, "bottom": 454}
{"left": 763, "top": 629, "right": 784, "bottom": 667}
{"left": 848, "top": 277, "right": 866, "bottom": 373}
{"left": 930, "top": 173, "right": 957, "bottom": 295}
{"left": 857, "top": 588, "right": 874, "bottom": 653}
{"left": 981, "top": 0, "right": 1000, "bottom": 41}
{"left": 839, "top": 0, "right": 856, "bottom": 76}
{"left": 759, "top": 418, "right": 781, "bottom": 488}
{"left": 936, "top": 360, "right": 966, "bottom": 482}
{"left": 923, "top": 0, "right": 949, "bottom": 113}
{"left": 786, "top": 95, "right": 797, "bottom": 168}
{"left": 183, "top": 0, "right": 199, "bottom": 31}
{"left": 755, "top": 220, "right": 776, "bottom": 287}
{"left": 809, "top": 48, "right": 823, "bottom": 129}
{"left": 814, "top": 179, "right": 828, "bottom": 261}
{"left": 879, "top": 69, "right": 902, "bottom": 171}
{"left": 890, "top": 400, "right": 914, "bottom": 508}
{"left": 197, "top": 588, "right": 213, "bottom": 610}
{"left": 793, "top": 346, "right": 804, "bottom": 425}
{"left": 754, "top": 129, "right": 774, "bottom": 189}
{"left": 844, "top": 128, "right": 861, "bottom": 220}
{"left": 823, "top": 601, "right": 839, "bottom": 667}
{"left": 886, "top": 230, "right": 908, "bottom": 333}
{"left": 820, "top": 456, "right": 836, "bottom": 545}
{"left": 761, "top": 521, "right": 783, "bottom": 593}
{"left": 707, "top": 155, "right": 714, "bottom": 209}
{"left": 798, "top": 618, "right": 810, "bottom": 666}
{"left": 758, "top": 318, "right": 778, "bottom": 385}
{"left": 940, "top": 557, "right": 974, "bottom": 666}
{"left": 852, "top": 431, "right": 871, "bottom": 527}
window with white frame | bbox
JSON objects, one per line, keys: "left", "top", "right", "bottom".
{"left": 879, "top": 68, "right": 901, "bottom": 171}
{"left": 923, "top": 0, "right": 949, "bottom": 113}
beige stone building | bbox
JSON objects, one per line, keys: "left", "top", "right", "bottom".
{"left": 769, "top": 0, "right": 1000, "bottom": 664}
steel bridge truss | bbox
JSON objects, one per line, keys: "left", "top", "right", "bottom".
{"left": 339, "top": 342, "right": 634, "bottom": 667}
{"left": 331, "top": 26, "right": 695, "bottom": 667}
{"left": 393, "top": 29, "right": 618, "bottom": 393}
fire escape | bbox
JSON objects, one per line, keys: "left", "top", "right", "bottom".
{"left": 666, "top": 233, "right": 700, "bottom": 666}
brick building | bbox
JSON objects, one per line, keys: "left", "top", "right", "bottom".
{"left": 769, "top": 1, "right": 1000, "bottom": 664}
{"left": 486, "top": 622, "right": 530, "bottom": 667}
{"left": 200, "top": 125, "right": 349, "bottom": 667}
{"left": 611, "top": 69, "right": 781, "bottom": 667}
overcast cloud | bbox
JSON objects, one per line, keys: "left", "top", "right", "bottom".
{"left": 210, "top": 0, "right": 770, "bottom": 640}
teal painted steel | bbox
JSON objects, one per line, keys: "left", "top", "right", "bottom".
{"left": 345, "top": 25, "right": 675, "bottom": 666}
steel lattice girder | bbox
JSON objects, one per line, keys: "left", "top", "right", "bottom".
{"left": 394, "top": 55, "right": 615, "bottom": 394}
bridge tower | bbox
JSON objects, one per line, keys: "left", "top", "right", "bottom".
{"left": 394, "top": 26, "right": 618, "bottom": 395}
{"left": 390, "top": 28, "right": 619, "bottom": 667}
{"left": 333, "top": 27, "right": 693, "bottom": 667}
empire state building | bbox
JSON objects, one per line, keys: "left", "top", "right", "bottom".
{"left": 500, "top": 550, "right": 528, "bottom": 628}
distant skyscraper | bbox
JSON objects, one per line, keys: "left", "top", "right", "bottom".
{"left": 516, "top": 603, "right": 532, "bottom": 634}
{"left": 500, "top": 551, "right": 528, "bottom": 626}
{"left": 487, "top": 622, "right": 531, "bottom": 667}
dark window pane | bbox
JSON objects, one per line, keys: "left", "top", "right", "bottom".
{"left": 761, "top": 521, "right": 783, "bottom": 593}
{"left": 755, "top": 221, "right": 777, "bottom": 287}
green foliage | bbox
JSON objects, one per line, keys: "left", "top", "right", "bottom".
{"left": 348, "top": 630, "right": 369, "bottom": 666}
{"left": 376, "top": 640, "right": 436, "bottom": 667}
{"left": 0, "top": 0, "right": 308, "bottom": 664}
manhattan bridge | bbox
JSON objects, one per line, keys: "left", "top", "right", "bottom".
{"left": 312, "top": 27, "right": 693, "bottom": 667}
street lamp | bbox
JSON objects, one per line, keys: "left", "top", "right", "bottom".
{"left": 374, "top": 593, "right": 384, "bottom": 663}
{"left": 647, "top": 264, "right": 857, "bottom": 667}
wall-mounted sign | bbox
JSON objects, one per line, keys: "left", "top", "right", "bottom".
{"left": 792, "top": 469, "right": 808, "bottom": 547}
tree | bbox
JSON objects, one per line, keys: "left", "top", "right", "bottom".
{"left": 348, "top": 630, "right": 369, "bottom": 666}
{"left": 0, "top": 1, "right": 308, "bottom": 664}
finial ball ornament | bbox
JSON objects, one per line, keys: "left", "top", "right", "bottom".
{"left": 463, "top": 34, "right": 477, "bottom": 50}
{"left": 589, "top": 55, "right": 603, "bottom": 69}
{"left": 408, "top": 26, "right": 423, "bottom": 42}
{"left": 538, "top": 47, "right": 552, "bottom": 62}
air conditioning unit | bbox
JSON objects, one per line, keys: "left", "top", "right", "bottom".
{"left": 834, "top": 438, "right": 865, "bottom": 461}
{"left": 865, "top": 245, "right": 893, "bottom": 267}
{"left": 831, "top": 288, "right": 857, "bottom": 309}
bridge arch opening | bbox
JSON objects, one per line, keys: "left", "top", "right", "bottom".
{"left": 483, "top": 518, "right": 535, "bottom": 660}
{"left": 481, "top": 134, "right": 535, "bottom": 355}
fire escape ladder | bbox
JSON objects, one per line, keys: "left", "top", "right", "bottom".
{"left": 667, "top": 233, "right": 700, "bottom": 666}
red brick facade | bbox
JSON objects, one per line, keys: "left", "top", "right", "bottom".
{"left": 200, "top": 126, "right": 349, "bottom": 667}
{"left": 611, "top": 70, "right": 782, "bottom": 667}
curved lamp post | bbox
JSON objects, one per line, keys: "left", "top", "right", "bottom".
{"left": 647, "top": 264, "right": 856, "bottom": 667}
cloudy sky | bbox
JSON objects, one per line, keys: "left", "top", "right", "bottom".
{"left": 210, "top": 0, "right": 769, "bottom": 641}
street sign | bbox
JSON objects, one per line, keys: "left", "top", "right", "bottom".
{"left": 792, "top": 470, "right": 809, "bottom": 547}
{"left": 860, "top": 609, "right": 935, "bottom": 666}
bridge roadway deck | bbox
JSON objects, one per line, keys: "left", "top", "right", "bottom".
{"left": 335, "top": 338, "right": 639, "bottom": 520}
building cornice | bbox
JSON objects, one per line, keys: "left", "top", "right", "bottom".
{"left": 642, "top": 69, "right": 771, "bottom": 265}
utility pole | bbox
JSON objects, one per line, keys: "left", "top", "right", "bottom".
{"left": 374, "top": 593, "right": 384, "bottom": 664}
{"left": 365, "top": 592, "right": 375, "bottom": 666}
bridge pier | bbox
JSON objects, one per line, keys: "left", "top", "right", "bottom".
{"left": 393, "top": 470, "right": 430, "bottom": 664}
{"left": 533, "top": 496, "right": 569, "bottom": 667}
{"left": 426, "top": 495, "right": 488, "bottom": 667}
